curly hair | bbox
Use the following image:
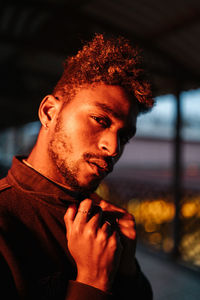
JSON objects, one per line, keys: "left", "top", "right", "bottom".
{"left": 53, "top": 33, "right": 154, "bottom": 113}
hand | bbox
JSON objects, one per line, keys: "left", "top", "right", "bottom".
{"left": 64, "top": 199, "right": 123, "bottom": 292}
{"left": 91, "top": 194, "right": 137, "bottom": 276}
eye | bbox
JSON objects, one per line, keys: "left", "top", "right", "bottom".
{"left": 92, "top": 116, "right": 111, "bottom": 128}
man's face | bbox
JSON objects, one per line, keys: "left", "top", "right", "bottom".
{"left": 48, "top": 84, "right": 138, "bottom": 194}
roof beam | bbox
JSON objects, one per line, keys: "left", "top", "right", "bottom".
{"left": 148, "top": 9, "right": 200, "bottom": 40}
{"left": 1, "top": 2, "right": 200, "bottom": 91}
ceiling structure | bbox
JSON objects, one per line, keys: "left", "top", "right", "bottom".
{"left": 0, "top": 0, "right": 200, "bottom": 129}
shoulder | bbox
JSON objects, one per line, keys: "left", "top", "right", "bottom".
{"left": 0, "top": 178, "right": 16, "bottom": 227}
{"left": 0, "top": 177, "right": 12, "bottom": 193}
{"left": 0, "top": 177, "right": 13, "bottom": 211}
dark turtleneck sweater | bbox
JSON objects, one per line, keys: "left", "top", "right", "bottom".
{"left": 0, "top": 157, "right": 153, "bottom": 300}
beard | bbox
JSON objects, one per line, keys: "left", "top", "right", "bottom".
{"left": 48, "top": 117, "right": 102, "bottom": 195}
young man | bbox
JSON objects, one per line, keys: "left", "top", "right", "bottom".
{"left": 0, "top": 34, "right": 154, "bottom": 299}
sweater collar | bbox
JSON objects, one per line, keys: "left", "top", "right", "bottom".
{"left": 7, "top": 156, "right": 90, "bottom": 206}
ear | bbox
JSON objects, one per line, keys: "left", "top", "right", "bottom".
{"left": 38, "top": 95, "right": 61, "bottom": 129}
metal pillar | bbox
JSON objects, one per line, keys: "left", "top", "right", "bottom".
{"left": 172, "top": 91, "right": 183, "bottom": 259}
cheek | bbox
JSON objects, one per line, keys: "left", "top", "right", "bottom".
{"left": 68, "top": 119, "right": 99, "bottom": 144}
{"left": 60, "top": 112, "right": 101, "bottom": 149}
{"left": 77, "top": 129, "right": 99, "bottom": 147}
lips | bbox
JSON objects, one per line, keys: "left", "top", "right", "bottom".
{"left": 88, "top": 158, "right": 113, "bottom": 174}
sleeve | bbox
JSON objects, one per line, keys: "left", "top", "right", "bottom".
{"left": 65, "top": 280, "right": 112, "bottom": 300}
{"left": 112, "top": 259, "right": 153, "bottom": 300}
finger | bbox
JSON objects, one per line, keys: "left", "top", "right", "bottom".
{"left": 64, "top": 203, "right": 77, "bottom": 231}
{"left": 117, "top": 219, "right": 136, "bottom": 240}
{"left": 119, "top": 226, "right": 136, "bottom": 240}
{"left": 109, "top": 230, "right": 123, "bottom": 252}
{"left": 101, "top": 220, "right": 112, "bottom": 235}
{"left": 98, "top": 199, "right": 125, "bottom": 213}
{"left": 117, "top": 218, "right": 136, "bottom": 228}
{"left": 86, "top": 209, "right": 102, "bottom": 236}
{"left": 120, "top": 212, "right": 135, "bottom": 221}
{"left": 75, "top": 198, "right": 93, "bottom": 225}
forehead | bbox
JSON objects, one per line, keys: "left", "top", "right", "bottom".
{"left": 67, "top": 84, "right": 138, "bottom": 124}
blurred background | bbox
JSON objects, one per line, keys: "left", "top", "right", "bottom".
{"left": 0, "top": 1, "right": 200, "bottom": 299}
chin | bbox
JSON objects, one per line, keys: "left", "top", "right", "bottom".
{"left": 74, "top": 179, "right": 101, "bottom": 196}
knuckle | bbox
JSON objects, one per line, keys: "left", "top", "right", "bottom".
{"left": 85, "top": 226, "right": 95, "bottom": 239}
{"left": 98, "top": 229, "right": 108, "bottom": 242}
{"left": 129, "top": 219, "right": 135, "bottom": 227}
{"left": 125, "top": 211, "right": 134, "bottom": 220}
{"left": 63, "top": 213, "right": 68, "bottom": 224}
{"left": 80, "top": 198, "right": 93, "bottom": 207}
{"left": 72, "top": 223, "right": 82, "bottom": 236}
{"left": 99, "top": 200, "right": 108, "bottom": 210}
{"left": 109, "top": 235, "right": 118, "bottom": 249}
{"left": 64, "top": 209, "right": 70, "bottom": 221}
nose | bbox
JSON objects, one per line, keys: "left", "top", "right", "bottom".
{"left": 98, "top": 131, "right": 121, "bottom": 158}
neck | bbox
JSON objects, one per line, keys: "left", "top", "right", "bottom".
{"left": 27, "top": 129, "right": 62, "bottom": 184}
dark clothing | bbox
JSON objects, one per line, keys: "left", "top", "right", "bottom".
{"left": 0, "top": 157, "right": 153, "bottom": 300}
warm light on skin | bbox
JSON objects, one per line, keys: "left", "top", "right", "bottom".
{"left": 28, "top": 84, "right": 138, "bottom": 194}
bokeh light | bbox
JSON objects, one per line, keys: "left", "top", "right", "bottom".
{"left": 96, "top": 181, "right": 200, "bottom": 268}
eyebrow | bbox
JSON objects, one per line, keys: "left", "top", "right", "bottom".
{"left": 95, "top": 102, "right": 125, "bottom": 120}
